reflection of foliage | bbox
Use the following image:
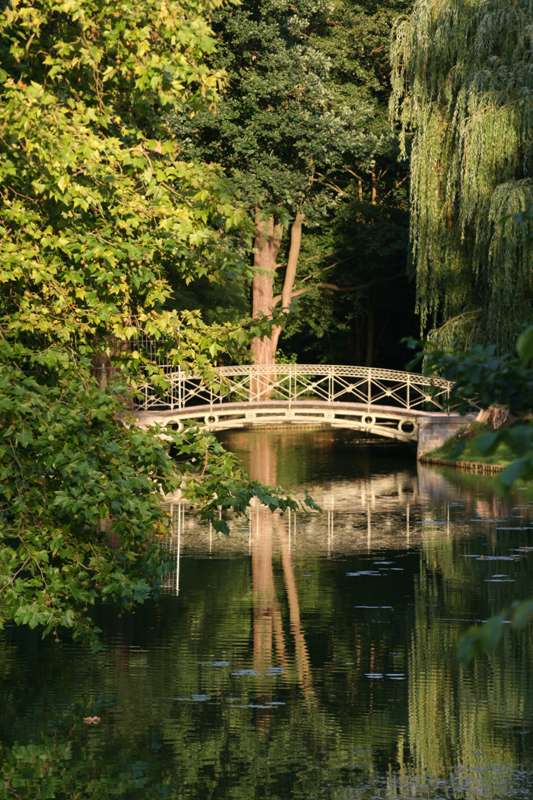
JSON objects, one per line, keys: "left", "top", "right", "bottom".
{"left": 0, "top": 708, "right": 174, "bottom": 800}
{"left": 3, "top": 460, "right": 533, "bottom": 800}
{"left": 421, "top": 327, "right": 533, "bottom": 660}
{"left": 405, "top": 538, "right": 533, "bottom": 799}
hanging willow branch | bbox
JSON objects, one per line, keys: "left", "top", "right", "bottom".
{"left": 390, "top": 0, "right": 533, "bottom": 352}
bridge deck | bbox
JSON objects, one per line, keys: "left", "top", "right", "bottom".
{"left": 136, "top": 399, "right": 461, "bottom": 423}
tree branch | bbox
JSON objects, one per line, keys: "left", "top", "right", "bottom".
{"left": 280, "top": 210, "right": 304, "bottom": 311}
{"left": 272, "top": 282, "right": 358, "bottom": 307}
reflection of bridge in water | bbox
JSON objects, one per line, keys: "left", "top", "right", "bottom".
{"left": 163, "top": 468, "right": 459, "bottom": 700}
{"left": 136, "top": 364, "right": 470, "bottom": 456}
{"left": 162, "top": 429, "right": 510, "bottom": 710}
{"left": 163, "top": 468, "right": 457, "bottom": 594}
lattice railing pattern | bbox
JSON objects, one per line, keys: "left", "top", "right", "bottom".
{"left": 136, "top": 364, "right": 452, "bottom": 413}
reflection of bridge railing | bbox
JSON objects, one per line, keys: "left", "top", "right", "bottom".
{"left": 161, "top": 487, "right": 454, "bottom": 593}
{"left": 136, "top": 364, "right": 452, "bottom": 413}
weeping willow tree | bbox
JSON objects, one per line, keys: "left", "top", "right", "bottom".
{"left": 391, "top": 0, "right": 533, "bottom": 351}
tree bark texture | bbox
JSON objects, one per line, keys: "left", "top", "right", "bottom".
{"left": 251, "top": 212, "right": 282, "bottom": 366}
{"left": 250, "top": 210, "right": 304, "bottom": 367}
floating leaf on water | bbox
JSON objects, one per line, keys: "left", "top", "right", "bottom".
{"left": 476, "top": 555, "right": 517, "bottom": 561}
{"left": 496, "top": 527, "right": 533, "bottom": 531}
{"left": 346, "top": 571, "right": 381, "bottom": 577}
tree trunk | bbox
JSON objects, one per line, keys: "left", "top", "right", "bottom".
{"left": 365, "top": 308, "right": 375, "bottom": 365}
{"left": 251, "top": 212, "right": 282, "bottom": 366}
{"left": 250, "top": 210, "right": 304, "bottom": 367}
{"left": 476, "top": 404, "right": 510, "bottom": 429}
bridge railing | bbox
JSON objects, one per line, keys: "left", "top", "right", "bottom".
{"left": 135, "top": 364, "right": 452, "bottom": 413}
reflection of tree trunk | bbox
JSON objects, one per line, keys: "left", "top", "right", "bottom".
{"left": 252, "top": 505, "right": 275, "bottom": 676}
{"left": 248, "top": 434, "right": 314, "bottom": 701}
{"left": 249, "top": 435, "right": 279, "bottom": 688}
{"left": 278, "top": 526, "right": 315, "bottom": 702}
{"left": 247, "top": 434, "right": 276, "bottom": 486}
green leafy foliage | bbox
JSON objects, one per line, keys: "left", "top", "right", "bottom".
{"left": 0, "top": 343, "right": 304, "bottom": 636}
{"left": 0, "top": 0, "right": 244, "bottom": 353}
{"left": 422, "top": 338, "right": 533, "bottom": 416}
{"left": 171, "top": 0, "right": 413, "bottom": 363}
{"left": 391, "top": 0, "right": 533, "bottom": 351}
{"left": 164, "top": 425, "right": 314, "bottom": 535}
{"left": 458, "top": 600, "right": 533, "bottom": 665}
{"left": 0, "top": 350, "right": 177, "bottom": 637}
{"left": 174, "top": 0, "right": 369, "bottom": 219}
{"left": 0, "top": 0, "right": 309, "bottom": 637}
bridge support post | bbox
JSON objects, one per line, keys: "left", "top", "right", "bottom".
{"left": 417, "top": 415, "right": 471, "bottom": 460}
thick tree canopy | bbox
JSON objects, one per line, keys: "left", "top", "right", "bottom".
{"left": 391, "top": 0, "right": 533, "bottom": 351}
{"left": 0, "top": 0, "right": 244, "bottom": 358}
{"left": 0, "top": 0, "right": 294, "bottom": 637}
{"left": 175, "top": 0, "right": 412, "bottom": 365}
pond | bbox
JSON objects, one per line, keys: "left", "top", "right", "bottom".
{"left": 2, "top": 428, "right": 533, "bottom": 799}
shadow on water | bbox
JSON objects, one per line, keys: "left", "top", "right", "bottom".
{"left": 2, "top": 428, "right": 533, "bottom": 799}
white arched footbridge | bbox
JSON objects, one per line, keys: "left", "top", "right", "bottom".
{"left": 135, "top": 364, "right": 470, "bottom": 457}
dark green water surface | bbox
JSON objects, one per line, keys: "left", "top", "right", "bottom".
{"left": 2, "top": 429, "right": 533, "bottom": 799}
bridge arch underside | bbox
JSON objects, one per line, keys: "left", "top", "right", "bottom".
{"left": 136, "top": 401, "right": 426, "bottom": 444}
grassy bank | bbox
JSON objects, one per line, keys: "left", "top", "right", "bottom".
{"left": 421, "top": 423, "right": 516, "bottom": 473}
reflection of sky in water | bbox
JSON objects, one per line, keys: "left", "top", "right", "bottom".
{"left": 2, "top": 429, "right": 533, "bottom": 800}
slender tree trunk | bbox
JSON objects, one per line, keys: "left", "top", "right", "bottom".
{"left": 370, "top": 162, "right": 378, "bottom": 206}
{"left": 270, "top": 210, "right": 304, "bottom": 355}
{"left": 365, "top": 308, "right": 375, "bottom": 365}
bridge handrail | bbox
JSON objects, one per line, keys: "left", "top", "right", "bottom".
{"left": 135, "top": 363, "right": 452, "bottom": 413}
{"left": 214, "top": 363, "right": 451, "bottom": 389}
